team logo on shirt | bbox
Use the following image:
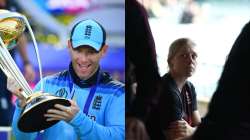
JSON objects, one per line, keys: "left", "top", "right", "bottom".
{"left": 92, "top": 95, "right": 102, "bottom": 110}
{"left": 87, "top": 114, "right": 96, "bottom": 121}
{"left": 55, "top": 88, "right": 68, "bottom": 98}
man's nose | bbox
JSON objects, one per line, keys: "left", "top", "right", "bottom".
{"left": 77, "top": 52, "right": 89, "bottom": 60}
{"left": 187, "top": 54, "right": 195, "bottom": 64}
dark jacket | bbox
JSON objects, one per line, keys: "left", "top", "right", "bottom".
{"left": 193, "top": 20, "right": 250, "bottom": 140}
{"left": 147, "top": 73, "right": 197, "bottom": 140}
{"left": 126, "top": 0, "right": 160, "bottom": 120}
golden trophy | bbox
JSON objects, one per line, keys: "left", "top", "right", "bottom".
{"left": 0, "top": 10, "right": 70, "bottom": 132}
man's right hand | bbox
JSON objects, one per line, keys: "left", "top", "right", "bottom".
{"left": 165, "top": 119, "right": 195, "bottom": 140}
{"left": 7, "top": 77, "right": 26, "bottom": 108}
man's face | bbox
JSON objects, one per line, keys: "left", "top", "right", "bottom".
{"left": 170, "top": 46, "right": 198, "bottom": 78}
{"left": 68, "top": 42, "right": 107, "bottom": 80}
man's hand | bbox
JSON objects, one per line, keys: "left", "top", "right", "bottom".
{"left": 44, "top": 100, "right": 80, "bottom": 122}
{"left": 165, "top": 119, "right": 195, "bottom": 140}
{"left": 7, "top": 77, "right": 26, "bottom": 108}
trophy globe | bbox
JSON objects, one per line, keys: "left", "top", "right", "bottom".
{"left": 0, "top": 10, "right": 70, "bottom": 132}
{"left": 0, "top": 9, "right": 25, "bottom": 50}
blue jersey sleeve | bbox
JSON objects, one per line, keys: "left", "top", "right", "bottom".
{"left": 12, "top": 78, "right": 47, "bottom": 140}
{"left": 12, "top": 101, "right": 38, "bottom": 140}
{"left": 69, "top": 88, "right": 125, "bottom": 140}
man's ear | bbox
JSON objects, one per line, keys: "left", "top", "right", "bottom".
{"left": 167, "top": 58, "right": 172, "bottom": 69}
{"left": 67, "top": 40, "right": 72, "bottom": 49}
{"left": 100, "top": 44, "right": 108, "bottom": 57}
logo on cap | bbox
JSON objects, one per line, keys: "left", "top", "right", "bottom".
{"left": 84, "top": 25, "right": 92, "bottom": 39}
{"left": 70, "top": 19, "right": 106, "bottom": 51}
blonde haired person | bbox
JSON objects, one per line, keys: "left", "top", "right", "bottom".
{"left": 147, "top": 38, "right": 201, "bottom": 140}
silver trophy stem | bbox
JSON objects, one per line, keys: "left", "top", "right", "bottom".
{"left": 21, "top": 15, "right": 44, "bottom": 91}
{"left": 0, "top": 38, "right": 32, "bottom": 98}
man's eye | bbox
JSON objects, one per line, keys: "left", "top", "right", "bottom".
{"left": 192, "top": 53, "right": 197, "bottom": 59}
{"left": 87, "top": 50, "right": 97, "bottom": 54}
{"left": 182, "top": 54, "right": 188, "bottom": 58}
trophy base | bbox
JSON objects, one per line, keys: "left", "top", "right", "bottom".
{"left": 18, "top": 93, "right": 70, "bottom": 132}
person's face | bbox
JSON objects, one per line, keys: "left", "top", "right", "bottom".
{"left": 68, "top": 41, "right": 108, "bottom": 80}
{"left": 169, "top": 46, "right": 197, "bottom": 78}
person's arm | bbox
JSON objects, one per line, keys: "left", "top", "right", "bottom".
{"left": 43, "top": 86, "right": 125, "bottom": 140}
{"left": 12, "top": 101, "right": 38, "bottom": 140}
{"left": 165, "top": 120, "right": 188, "bottom": 139}
{"left": 165, "top": 108, "right": 201, "bottom": 140}
{"left": 160, "top": 90, "right": 184, "bottom": 140}
{"left": 165, "top": 119, "right": 195, "bottom": 140}
{"left": 8, "top": 77, "right": 39, "bottom": 140}
{"left": 69, "top": 90, "right": 125, "bottom": 140}
{"left": 167, "top": 83, "right": 201, "bottom": 139}
{"left": 160, "top": 89, "right": 183, "bottom": 129}
{"left": 189, "top": 82, "right": 201, "bottom": 126}
{"left": 179, "top": 136, "right": 193, "bottom": 140}
{"left": 191, "top": 110, "right": 201, "bottom": 126}
{"left": 16, "top": 34, "right": 35, "bottom": 82}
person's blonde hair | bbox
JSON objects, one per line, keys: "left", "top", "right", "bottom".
{"left": 167, "top": 38, "right": 196, "bottom": 67}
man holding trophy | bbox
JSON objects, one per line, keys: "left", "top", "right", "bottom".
{"left": 8, "top": 19, "right": 125, "bottom": 140}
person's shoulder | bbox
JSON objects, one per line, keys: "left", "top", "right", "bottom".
{"left": 43, "top": 70, "right": 69, "bottom": 84}
{"left": 186, "top": 80, "right": 195, "bottom": 89}
{"left": 106, "top": 80, "right": 124, "bottom": 92}
{"left": 99, "top": 72, "right": 124, "bottom": 97}
{"left": 185, "top": 81, "right": 197, "bottom": 96}
{"left": 161, "top": 73, "right": 176, "bottom": 90}
{"left": 161, "top": 73, "right": 172, "bottom": 82}
{"left": 45, "top": 70, "right": 68, "bottom": 79}
{"left": 160, "top": 73, "right": 181, "bottom": 98}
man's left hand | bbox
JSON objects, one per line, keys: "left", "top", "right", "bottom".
{"left": 165, "top": 119, "right": 195, "bottom": 140}
{"left": 44, "top": 100, "right": 80, "bottom": 122}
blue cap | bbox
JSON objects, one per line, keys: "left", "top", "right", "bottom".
{"left": 70, "top": 19, "right": 106, "bottom": 51}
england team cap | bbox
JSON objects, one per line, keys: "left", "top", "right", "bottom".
{"left": 70, "top": 19, "right": 106, "bottom": 51}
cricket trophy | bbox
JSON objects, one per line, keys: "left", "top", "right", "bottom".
{"left": 0, "top": 10, "right": 70, "bottom": 132}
